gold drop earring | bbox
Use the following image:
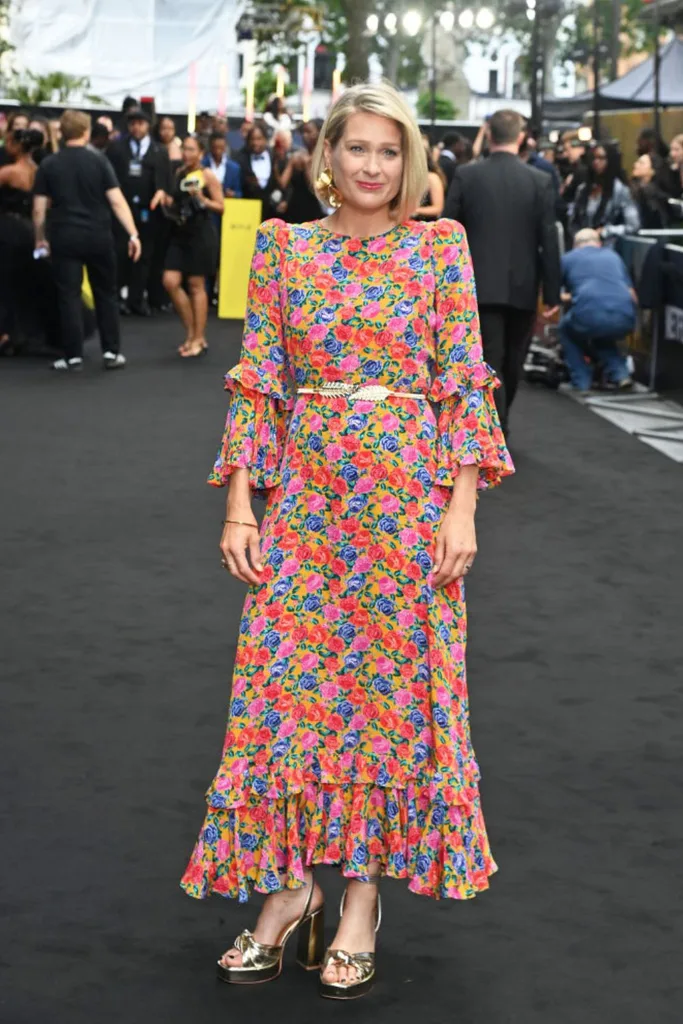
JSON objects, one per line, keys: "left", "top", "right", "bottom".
{"left": 316, "top": 168, "right": 343, "bottom": 209}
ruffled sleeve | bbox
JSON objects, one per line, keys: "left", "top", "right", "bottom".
{"left": 428, "top": 219, "right": 514, "bottom": 490}
{"left": 208, "top": 218, "right": 294, "bottom": 499}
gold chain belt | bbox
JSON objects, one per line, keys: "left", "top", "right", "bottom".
{"left": 296, "top": 383, "right": 426, "bottom": 402}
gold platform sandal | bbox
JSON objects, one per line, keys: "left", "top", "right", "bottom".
{"left": 216, "top": 874, "right": 324, "bottom": 985}
{"left": 319, "top": 878, "right": 382, "bottom": 1000}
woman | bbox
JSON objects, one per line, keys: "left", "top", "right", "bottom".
{"left": 161, "top": 136, "right": 224, "bottom": 357}
{"left": 631, "top": 151, "right": 671, "bottom": 230}
{"left": 0, "top": 128, "right": 58, "bottom": 353}
{"left": 570, "top": 144, "right": 640, "bottom": 241}
{"left": 668, "top": 133, "right": 683, "bottom": 200}
{"left": 414, "top": 134, "right": 445, "bottom": 220}
{"left": 156, "top": 115, "right": 183, "bottom": 171}
{"left": 28, "top": 115, "right": 58, "bottom": 164}
{"left": 263, "top": 95, "right": 293, "bottom": 138}
{"left": 279, "top": 120, "right": 325, "bottom": 224}
{"left": 181, "top": 82, "right": 514, "bottom": 1000}
{"left": 236, "top": 123, "right": 282, "bottom": 221}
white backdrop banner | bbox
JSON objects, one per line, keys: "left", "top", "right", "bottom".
{"left": 9, "top": 0, "right": 244, "bottom": 112}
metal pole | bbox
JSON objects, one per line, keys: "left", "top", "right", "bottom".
{"left": 653, "top": 0, "right": 661, "bottom": 140}
{"left": 530, "top": 10, "right": 539, "bottom": 133}
{"left": 430, "top": 10, "right": 437, "bottom": 127}
{"left": 610, "top": 0, "right": 620, "bottom": 81}
{"left": 592, "top": 0, "right": 600, "bottom": 139}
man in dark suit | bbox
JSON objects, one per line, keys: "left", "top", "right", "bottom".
{"left": 107, "top": 109, "right": 171, "bottom": 315}
{"left": 438, "top": 133, "right": 462, "bottom": 189}
{"left": 444, "top": 108, "right": 561, "bottom": 432}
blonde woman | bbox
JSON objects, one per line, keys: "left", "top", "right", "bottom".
{"left": 181, "top": 81, "right": 514, "bottom": 999}
{"left": 669, "top": 133, "right": 683, "bottom": 199}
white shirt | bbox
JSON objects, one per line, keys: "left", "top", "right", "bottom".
{"left": 209, "top": 154, "right": 228, "bottom": 182}
{"left": 129, "top": 134, "right": 151, "bottom": 160}
{"left": 250, "top": 150, "right": 272, "bottom": 189}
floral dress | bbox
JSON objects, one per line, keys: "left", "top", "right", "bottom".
{"left": 181, "top": 217, "right": 514, "bottom": 903}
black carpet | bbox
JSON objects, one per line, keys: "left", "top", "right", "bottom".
{"left": 1, "top": 316, "right": 681, "bottom": 1024}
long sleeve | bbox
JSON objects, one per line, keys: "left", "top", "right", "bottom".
{"left": 428, "top": 219, "right": 514, "bottom": 491}
{"left": 208, "top": 218, "right": 293, "bottom": 499}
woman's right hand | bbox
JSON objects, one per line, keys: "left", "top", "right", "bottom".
{"left": 220, "top": 515, "right": 264, "bottom": 585}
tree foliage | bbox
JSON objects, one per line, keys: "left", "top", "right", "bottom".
{"left": 5, "top": 71, "right": 105, "bottom": 105}
{"left": 416, "top": 91, "right": 457, "bottom": 119}
{"left": 252, "top": 67, "right": 297, "bottom": 110}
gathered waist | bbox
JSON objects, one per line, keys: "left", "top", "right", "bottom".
{"left": 296, "top": 383, "right": 426, "bottom": 403}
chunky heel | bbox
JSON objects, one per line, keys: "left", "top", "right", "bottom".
{"left": 296, "top": 906, "right": 325, "bottom": 970}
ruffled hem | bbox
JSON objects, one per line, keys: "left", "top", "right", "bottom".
{"left": 429, "top": 360, "right": 500, "bottom": 403}
{"left": 224, "top": 361, "right": 294, "bottom": 409}
{"left": 180, "top": 779, "right": 497, "bottom": 903}
{"left": 208, "top": 377, "right": 291, "bottom": 496}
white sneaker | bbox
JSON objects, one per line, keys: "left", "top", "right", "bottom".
{"left": 102, "top": 351, "right": 126, "bottom": 370}
{"left": 52, "top": 357, "right": 83, "bottom": 372}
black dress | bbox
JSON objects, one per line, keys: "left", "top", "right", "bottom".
{"left": 285, "top": 166, "right": 323, "bottom": 223}
{"left": 163, "top": 167, "right": 218, "bottom": 277}
{"left": 0, "top": 185, "right": 59, "bottom": 352}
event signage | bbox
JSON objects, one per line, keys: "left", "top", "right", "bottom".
{"left": 218, "top": 199, "right": 263, "bottom": 320}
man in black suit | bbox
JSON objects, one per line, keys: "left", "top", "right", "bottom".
{"left": 444, "top": 109, "right": 561, "bottom": 432}
{"left": 438, "top": 132, "right": 461, "bottom": 188}
{"left": 107, "top": 110, "right": 171, "bottom": 315}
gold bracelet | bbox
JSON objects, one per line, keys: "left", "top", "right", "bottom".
{"left": 222, "top": 518, "right": 258, "bottom": 527}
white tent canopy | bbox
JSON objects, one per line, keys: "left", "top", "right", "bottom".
{"left": 8, "top": 0, "right": 243, "bottom": 113}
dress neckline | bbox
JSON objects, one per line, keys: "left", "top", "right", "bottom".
{"left": 316, "top": 219, "right": 408, "bottom": 242}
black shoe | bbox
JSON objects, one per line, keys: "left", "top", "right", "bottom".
{"left": 129, "top": 301, "right": 152, "bottom": 317}
{"left": 150, "top": 303, "right": 172, "bottom": 315}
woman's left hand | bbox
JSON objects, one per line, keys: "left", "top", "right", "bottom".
{"left": 432, "top": 507, "right": 477, "bottom": 588}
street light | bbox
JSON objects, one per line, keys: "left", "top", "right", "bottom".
{"left": 439, "top": 10, "right": 455, "bottom": 31}
{"left": 384, "top": 12, "right": 397, "bottom": 33}
{"left": 366, "top": 13, "right": 379, "bottom": 33}
{"left": 475, "top": 7, "right": 495, "bottom": 29}
{"left": 458, "top": 9, "right": 475, "bottom": 28}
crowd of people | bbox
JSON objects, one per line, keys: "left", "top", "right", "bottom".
{"left": 0, "top": 90, "right": 680, "bottom": 390}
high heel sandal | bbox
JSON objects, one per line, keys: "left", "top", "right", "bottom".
{"left": 216, "top": 874, "right": 324, "bottom": 985}
{"left": 319, "top": 877, "right": 381, "bottom": 1001}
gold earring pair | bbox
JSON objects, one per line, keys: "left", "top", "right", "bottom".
{"left": 315, "top": 168, "right": 343, "bottom": 209}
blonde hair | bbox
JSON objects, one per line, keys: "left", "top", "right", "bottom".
{"left": 671, "top": 133, "right": 683, "bottom": 154}
{"left": 311, "top": 82, "right": 428, "bottom": 222}
{"left": 60, "top": 109, "right": 91, "bottom": 141}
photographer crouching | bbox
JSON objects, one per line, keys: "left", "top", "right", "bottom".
{"left": 161, "top": 135, "right": 224, "bottom": 359}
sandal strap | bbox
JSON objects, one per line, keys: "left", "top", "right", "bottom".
{"left": 323, "top": 948, "right": 375, "bottom": 984}
{"left": 232, "top": 929, "right": 282, "bottom": 970}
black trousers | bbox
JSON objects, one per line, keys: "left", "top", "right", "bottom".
{"left": 52, "top": 232, "right": 120, "bottom": 360}
{"left": 478, "top": 305, "right": 536, "bottom": 432}
{"left": 115, "top": 213, "right": 154, "bottom": 309}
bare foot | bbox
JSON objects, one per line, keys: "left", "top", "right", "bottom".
{"left": 177, "top": 336, "right": 193, "bottom": 355}
{"left": 219, "top": 873, "right": 324, "bottom": 969}
{"left": 321, "top": 878, "right": 379, "bottom": 986}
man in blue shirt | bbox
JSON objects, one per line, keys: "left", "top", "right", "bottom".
{"left": 559, "top": 228, "right": 636, "bottom": 391}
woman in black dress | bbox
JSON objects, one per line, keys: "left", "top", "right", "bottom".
{"left": 280, "top": 120, "right": 325, "bottom": 223}
{"left": 161, "top": 135, "right": 224, "bottom": 358}
{"left": 0, "top": 128, "right": 59, "bottom": 355}
{"left": 631, "top": 151, "right": 671, "bottom": 230}
{"left": 413, "top": 134, "right": 445, "bottom": 220}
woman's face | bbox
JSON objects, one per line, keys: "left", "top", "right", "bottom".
{"left": 159, "top": 118, "right": 175, "bottom": 144}
{"left": 302, "top": 122, "right": 318, "bottom": 150}
{"left": 670, "top": 139, "right": 683, "bottom": 167}
{"left": 11, "top": 114, "right": 29, "bottom": 133}
{"left": 632, "top": 153, "right": 654, "bottom": 183}
{"left": 591, "top": 147, "right": 608, "bottom": 178}
{"left": 325, "top": 112, "right": 403, "bottom": 215}
{"left": 5, "top": 132, "right": 20, "bottom": 158}
{"left": 182, "top": 137, "right": 201, "bottom": 165}
{"left": 249, "top": 128, "right": 268, "bottom": 155}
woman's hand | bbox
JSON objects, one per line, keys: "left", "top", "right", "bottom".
{"left": 432, "top": 507, "right": 477, "bottom": 588}
{"left": 220, "top": 515, "right": 264, "bottom": 585}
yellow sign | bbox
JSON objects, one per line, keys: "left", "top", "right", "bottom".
{"left": 218, "top": 198, "right": 263, "bottom": 320}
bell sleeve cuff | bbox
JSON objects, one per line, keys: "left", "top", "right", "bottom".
{"left": 429, "top": 362, "right": 515, "bottom": 491}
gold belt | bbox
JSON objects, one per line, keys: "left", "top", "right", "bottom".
{"left": 296, "top": 383, "right": 426, "bottom": 402}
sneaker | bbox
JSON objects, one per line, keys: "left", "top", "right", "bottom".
{"left": 102, "top": 352, "right": 126, "bottom": 370}
{"left": 52, "top": 357, "right": 83, "bottom": 372}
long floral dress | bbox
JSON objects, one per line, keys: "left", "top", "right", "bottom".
{"left": 181, "top": 217, "right": 514, "bottom": 904}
